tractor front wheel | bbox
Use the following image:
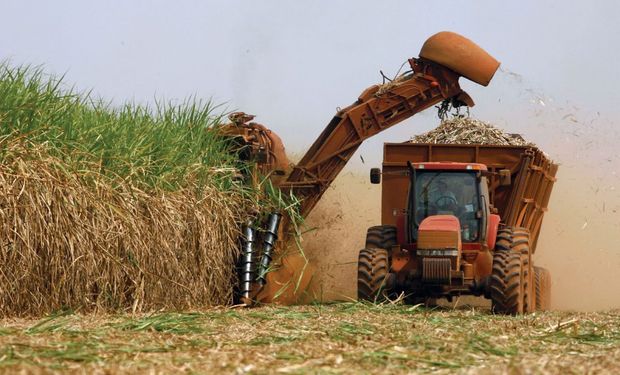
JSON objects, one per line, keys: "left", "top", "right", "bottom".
{"left": 357, "top": 248, "right": 393, "bottom": 302}
{"left": 365, "top": 225, "right": 397, "bottom": 251}
{"left": 493, "top": 226, "right": 534, "bottom": 313}
{"left": 489, "top": 251, "right": 525, "bottom": 314}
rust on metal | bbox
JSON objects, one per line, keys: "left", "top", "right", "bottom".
{"left": 220, "top": 112, "right": 290, "bottom": 186}
{"left": 224, "top": 31, "right": 505, "bottom": 305}
{"left": 279, "top": 58, "right": 468, "bottom": 219}
{"left": 419, "top": 31, "right": 501, "bottom": 87}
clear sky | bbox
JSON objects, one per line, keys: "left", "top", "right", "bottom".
{"left": 1, "top": 1, "right": 619, "bottom": 165}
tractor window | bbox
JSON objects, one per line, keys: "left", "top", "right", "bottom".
{"left": 411, "top": 171, "right": 481, "bottom": 242}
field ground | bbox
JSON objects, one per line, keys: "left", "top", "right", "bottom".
{"left": 0, "top": 303, "right": 618, "bottom": 374}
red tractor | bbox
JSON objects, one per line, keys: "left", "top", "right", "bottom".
{"left": 360, "top": 143, "right": 556, "bottom": 314}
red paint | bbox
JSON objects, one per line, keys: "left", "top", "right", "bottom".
{"left": 418, "top": 215, "right": 461, "bottom": 232}
{"left": 405, "top": 242, "right": 482, "bottom": 251}
{"left": 396, "top": 213, "right": 407, "bottom": 245}
{"left": 462, "top": 243, "right": 482, "bottom": 250}
{"left": 486, "top": 214, "right": 501, "bottom": 249}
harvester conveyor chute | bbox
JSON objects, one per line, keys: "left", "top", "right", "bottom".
{"left": 233, "top": 32, "right": 501, "bottom": 304}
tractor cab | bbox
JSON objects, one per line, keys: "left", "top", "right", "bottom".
{"left": 408, "top": 162, "right": 488, "bottom": 244}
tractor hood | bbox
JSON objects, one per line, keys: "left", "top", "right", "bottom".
{"left": 417, "top": 215, "right": 462, "bottom": 253}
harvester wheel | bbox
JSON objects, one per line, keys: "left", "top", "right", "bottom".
{"left": 534, "top": 266, "right": 551, "bottom": 311}
{"left": 494, "top": 227, "right": 534, "bottom": 313}
{"left": 365, "top": 225, "right": 397, "bottom": 251}
{"left": 357, "top": 248, "right": 393, "bottom": 302}
{"left": 489, "top": 251, "right": 525, "bottom": 314}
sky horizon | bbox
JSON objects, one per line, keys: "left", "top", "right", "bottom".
{"left": 1, "top": 1, "right": 618, "bottom": 168}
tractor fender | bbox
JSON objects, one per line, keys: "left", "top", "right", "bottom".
{"left": 487, "top": 214, "right": 501, "bottom": 249}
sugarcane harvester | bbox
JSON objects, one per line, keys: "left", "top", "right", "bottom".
{"left": 223, "top": 32, "right": 511, "bottom": 306}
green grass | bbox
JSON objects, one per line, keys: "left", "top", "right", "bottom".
{"left": 0, "top": 304, "right": 618, "bottom": 373}
{"left": 0, "top": 60, "right": 304, "bottom": 230}
{"left": 0, "top": 61, "right": 240, "bottom": 192}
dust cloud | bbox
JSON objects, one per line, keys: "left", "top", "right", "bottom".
{"left": 302, "top": 173, "right": 380, "bottom": 302}
{"left": 535, "top": 167, "right": 620, "bottom": 311}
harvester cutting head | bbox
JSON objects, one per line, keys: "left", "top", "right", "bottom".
{"left": 420, "top": 31, "right": 500, "bottom": 87}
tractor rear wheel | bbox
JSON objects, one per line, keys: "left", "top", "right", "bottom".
{"left": 495, "top": 227, "right": 530, "bottom": 253}
{"left": 534, "top": 266, "right": 551, "bottom": 311}
{"left": 357, "top": 247, "right": 393, "bottom": 302}
{"left": 489, "top": 251, "right": 525, "bottom": 314}
{"left": 365, "top": 225, "right": 397, "bottom": 251}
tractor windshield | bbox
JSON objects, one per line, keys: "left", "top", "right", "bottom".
{"left": 411, "top": 171, "right": 481, "bottom": 242}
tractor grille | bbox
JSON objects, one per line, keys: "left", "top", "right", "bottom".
{"left": 421, "top": 258, "right": 451, "bottom": 284}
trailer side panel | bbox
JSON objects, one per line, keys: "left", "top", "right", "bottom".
{"left": 381, "top": 143, "right": 557, "bottom": 251}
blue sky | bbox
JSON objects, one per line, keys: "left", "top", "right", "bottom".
{"left": 1, "top": 1, "right": 618, "bottom": 165}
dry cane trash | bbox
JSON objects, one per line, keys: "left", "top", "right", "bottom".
{"left": 410, "top": 117, "right": 534, "bottom": 146}
{"left": 0, "top": 139, "right": 247, "bottom": 316}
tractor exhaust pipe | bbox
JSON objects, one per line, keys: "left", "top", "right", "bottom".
{"left": 257, "top": 212, "right": 282, "bottom": 286}
{"left": 239, "top": 221, "right": 256, "bottom": 302}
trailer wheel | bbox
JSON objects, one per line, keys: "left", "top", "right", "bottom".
{"left": 357, "top": 248, "right": 393, "bottom": 302}
{"left": 489, "top": 251, "right": 525, "bottom": 314}
{"left": 365, "top": 225, "right": 397, "bottom": 251}
{"left": 534, "top": 266, "right": 551, "bottom": 311}
{"left": 494, "top": 227, "right": 534, "bottom": 313}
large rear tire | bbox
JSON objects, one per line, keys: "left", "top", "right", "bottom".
{"left": 357, "top": 248, "right": 393, "bottom": 302}
{"left": 494, "top": 227, "right": 534, "bottom": 313}
{"left": 489, "top": 251, "right": 525, "bottom": 314}
{"left": 365, "top": 225, "right": 397, "bottom": 251}
{"left": 495, "top": 227, "right": 530, "bottom": 253}
{"left": 534, "top": 266, "right": 551, "bottom": 311}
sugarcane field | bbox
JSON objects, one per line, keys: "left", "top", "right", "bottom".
{"left": 1, "top": 2, "right": 619, "bottom": 374}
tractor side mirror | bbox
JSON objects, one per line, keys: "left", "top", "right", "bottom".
{"left": 499, "top": 169, "right": 511, "bottom": 186}
{"left": 370, "top": 168, "right": 381, "bottom": 184}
